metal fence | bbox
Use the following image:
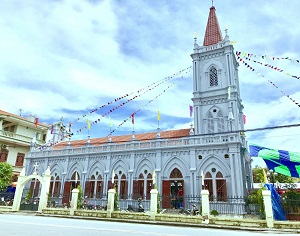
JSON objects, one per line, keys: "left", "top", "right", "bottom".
{"left": 209, "top": 196, "right": 249, "bottom": 215}
{"left": 19, "top": 188, "right": 41, "bottom": 211}
{"left": 45, "top": 192, "right": 262, "bottom": 216}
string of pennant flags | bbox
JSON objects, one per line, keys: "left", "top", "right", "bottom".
{"left": 236, "top": 52, "right": 300, "bottom": 80}
{"left": 237, "top": 56, "right": 300, "bottom": 108}
{"left": 76, "top": 68, "right": 191, "bottom": 135}
{"left": 236, "top": 51, "right": 300, "bottom": 63}
{"left": 36, "top": 67, "right": 192, "bottom": 150}
{"left": 106, "top": 78, "right": 184, "bottom": 137}
{"left": 36, "top": 50, "right": 300, "bottom": 152}
{"left": 71, "top": 66, "right": 192, "bottom": 125}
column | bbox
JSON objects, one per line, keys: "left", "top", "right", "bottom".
{"left": 70, "top": 188, "right": 79, "bottom": 216}
{"left": 262, "top": 190, "right": 274, "bottom": 228}
{"left": 201, "top": 189, "right": 210, "bottom": 224}
{"left": 106, "top": 188, "right": 116, "bottom": 218}
{"left": 150, "top": 188, "right": 158, "bottom": 220}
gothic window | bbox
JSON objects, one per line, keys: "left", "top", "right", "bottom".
{"left": 170, "top": 168, "right": 183, "bottom": 178}
{"left": 96, "top": 175, "right": 103, "bottom": 198}
{"left": 209, "top": 66, "right": 218, "bottom": 87}
{"left": 203, "top": 170, "right": 227, "bottom": 201}
{"left": 207, "top": 112, "right": 214, "bottom": 134}
{"left": 216, "top": 171, "right": 227, "bottom": 201}
{"left": 53, "top": 176, "right": 60, "bottom": 197}
{"left": 89, "top": 175, "right": 96, "bottom": 198}
{"left": 137, "top": 173, "right": 144, "bottom": 198}
{"left": 217, "top": 110, "right": 225, "bottom": 132}
{"left": 120, "top": 174, "right": 127, "bottom": 199}
{"left": 146, "top": 173, "right": 153, "bottom": 199}
{"left": 71, "top": 171, "right": 80, "bottom": 189}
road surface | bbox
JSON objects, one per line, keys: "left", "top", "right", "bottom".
{"left": 0, "top": 213, "right": 297, "bottom": 236}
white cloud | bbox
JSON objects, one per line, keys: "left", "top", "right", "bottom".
{"left": 0, "top": 0, "right": 300, "bottom": 168}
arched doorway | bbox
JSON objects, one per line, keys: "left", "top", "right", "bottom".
{"left": 162, "top": 168, "right": 184, "bottom": 208}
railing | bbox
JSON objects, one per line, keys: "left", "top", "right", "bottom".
{"left": 209, "top": 196, "right": 248, "bottom": 215}
{"left": 30, "top": 134, "right": 239, "bottom": 157}
{"left": 0, "top": 130, "right": 46, "bottom": 145}
{"left": 0, "top": 130, "right": 32, "bottom": 143}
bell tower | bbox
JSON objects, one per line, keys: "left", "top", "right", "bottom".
{"left": 191, "top": 6, "right": 245, "bottom": 137}
{"left": 191, "top": 6, "right": 250, "bottom": 197}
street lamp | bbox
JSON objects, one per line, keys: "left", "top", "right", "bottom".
{"left": 267, "top": 169, "right": 278, "bottom": 186}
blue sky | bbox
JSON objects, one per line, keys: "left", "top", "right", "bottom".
{"left": 0, "top": 0, "right": 300, "bottom": 167}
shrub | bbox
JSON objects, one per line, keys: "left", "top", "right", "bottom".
{"left": 210, "top": 209, "right": 219, "bottom": 216}
{"left": 77, "top": 185, "right": 83, "bottom": 209}
{"left": 281, "top": 190, "right": 300, "bottom": 213}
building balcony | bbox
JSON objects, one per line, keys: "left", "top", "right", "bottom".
{"left": 0, "top": 130, "right": 45, "bottom": 147}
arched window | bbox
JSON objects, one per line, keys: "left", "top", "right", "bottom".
{"left": 203, "top": 170, "right": 227, "bottom": 201}
{"left": 96, "top": 175, "right": 103, "bottom": 198}
{"left": 136, "top": 173, "right": 144, "bottom": 198}
{"left": 71, "top": 171, "right": 80, "bottom": 189}
{"left": 145, "top": 173, "right": 153, "bottom": 199}
{"left": 216, "top": 171, "right": 227, "bottom": 201}
{"left": 217, "top": 110, "right": 225, "bottom": 132}
{"left": 209, "top": 66, "right": 218, "bottom": 87}
{"left": 89, "top": 175, "right": 96, "bottom": 198}
{"left": 207, "top": 112, "right": 214, "bottom": 134}
{"left": 170, "top": 168, "right": 183, "bottom": 178}
{"left": 120, "top": 174, "right": 127, "bottom": 199}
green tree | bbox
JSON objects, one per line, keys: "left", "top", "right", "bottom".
{"left": 154, "top": 184, "right": 161, "bottom": 213}
{"left": 0, "top": 162, "right": 13, "bottom": 191}
{"left": 114, "top": 186, "right": 119, "bottom": 211}
{"left": 252, "top": 166, "right": 294, "bottom": 183}
{"left": 77, "top": 185, "right": 83, "bottom": 209}
{"left": 252, "top": 166, "right": 265, "bottom": 183}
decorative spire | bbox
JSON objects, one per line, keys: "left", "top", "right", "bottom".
{"left": 203, "top": 6, "right": 223, "bottom": 46}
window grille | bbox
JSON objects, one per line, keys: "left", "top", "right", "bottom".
{"left": 209, "top": 67, "right": 218, "bottom": 86}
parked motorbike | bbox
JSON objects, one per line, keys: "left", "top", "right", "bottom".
{"left": 178, "top": 203, "right": 199, "bottom": 216}
{"left": 127, "top": 198, "right": 144, "bottom": 212}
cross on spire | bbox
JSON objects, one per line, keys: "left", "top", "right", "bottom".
{"left": 212, "top": 0, "right": 214, "bottom": 6}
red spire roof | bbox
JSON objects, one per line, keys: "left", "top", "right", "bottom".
{"left": 203, "top": 6, "right": 223, "bottom": 46}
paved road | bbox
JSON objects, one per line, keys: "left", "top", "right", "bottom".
{"left": 0, "top": 213, "right": 297, "bottom": 236}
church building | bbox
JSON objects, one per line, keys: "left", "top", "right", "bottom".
{"left": 26, "top": 6, "right": 252, "bottom": 208}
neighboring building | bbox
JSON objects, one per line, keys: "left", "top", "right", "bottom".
{"left": 26, "top": 6, "right": 252, "bottom": 208}
{"left": 0, "top": 110, "right": 66, "bottom": 183}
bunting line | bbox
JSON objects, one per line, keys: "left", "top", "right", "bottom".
{"left": 106, "top": 78, "right": 184, "bottom": 137}
{"left": 236, "top": 52, "right": 300, "bottom": 80}
{"left": 236, "top": 51, "right": 300, "bottom": 63}
{"left": 71, "top": 66, "right": 192, "bottom": 125}
{"left": 74, "top": 69, "right": 191, "bottom": 135}
{"left": 35, "top": 67, "right": 192, "bottom": 150}
{"left": 237, "top": 56, "right": 300, "bottom": 108}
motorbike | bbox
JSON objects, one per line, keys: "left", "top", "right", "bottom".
{"left": 178, "top": 203, "right": 199, "bottom": 216}
{"left": 127, "top": 198, "right": 144, "bottom": 212}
